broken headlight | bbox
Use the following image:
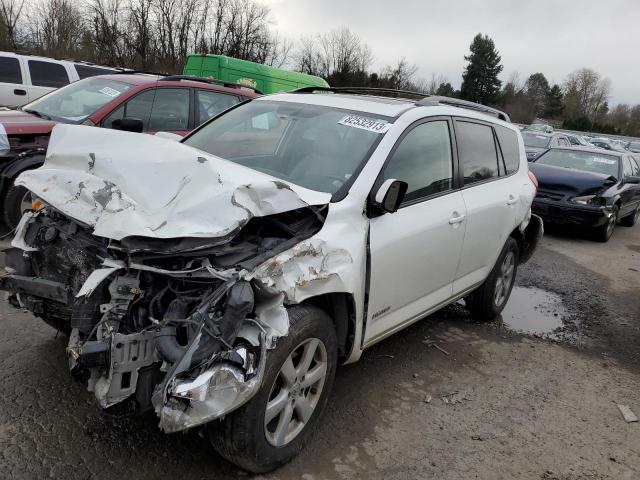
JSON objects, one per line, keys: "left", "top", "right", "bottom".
{"left": 569, "top": 195, "right": 605, "bottom": 206}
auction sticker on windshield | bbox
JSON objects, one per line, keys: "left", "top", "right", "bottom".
{"left": 99, "top": 86, "right": 121, "bottom": 97}
{"left": 339, "top": 115, "right": 391, "bottom": 133}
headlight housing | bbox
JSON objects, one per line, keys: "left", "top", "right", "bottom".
{"left": 570, "top": 195, "right": 605, "bottom": 206}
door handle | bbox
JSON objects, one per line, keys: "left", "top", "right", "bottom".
{"left": 13, "top": 89, "right": 26, "bottom": 96}
{"left": 507, "top": 195, "right": 519, "bottom": 205}
{"left": 449, "top": 212, "right": 466, "bottom": 224}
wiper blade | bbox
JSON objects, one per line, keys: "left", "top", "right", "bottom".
{"left": 23, "top": 108, "right": 51, "bottom": 120}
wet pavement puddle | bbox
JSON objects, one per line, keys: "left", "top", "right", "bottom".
{"left": 498, "top": 286, "right": 566, "bottom": 338}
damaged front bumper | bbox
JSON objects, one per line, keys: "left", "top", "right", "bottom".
{"left": 0, "top": 210, "right": 300, "bottom": 433}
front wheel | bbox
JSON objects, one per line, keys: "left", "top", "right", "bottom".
{"left": 207, "top": 305, "right": 337, "bottom": 473}
{"left": 466, "top": 237, "right": 519, "bottom": 321}
{"left": 594, "top": 206, "right": 618, "bottom": 242}
{"left": 3, "top": 180, "right": 32, "bottom": 231}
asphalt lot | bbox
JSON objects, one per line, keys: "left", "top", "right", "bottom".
{"left": 0, "top": 224, "right": 639, "bottom": 480}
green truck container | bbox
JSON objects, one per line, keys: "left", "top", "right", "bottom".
{"left": 183, "top": 54, "right": 329, "bottom": 94}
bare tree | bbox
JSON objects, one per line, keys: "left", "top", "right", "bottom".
{"left": 563, "top": 68, "right": 611, "bottom": 121}
{"left": 381, "top": 57, "right": 418, "bottom": 90}
{"left": 0, "top": 0, "right": 24, "bottom": 50}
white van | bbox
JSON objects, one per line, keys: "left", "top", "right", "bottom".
{"left": 0, "top": 52, "right": 119, "bottom": 107}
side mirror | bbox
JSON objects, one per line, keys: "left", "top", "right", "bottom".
{"left": 111, "top": 117, "right": 144, "bottom": 133}
{"left": 374, "top": 179, "right": 408, "bottom": 214}
{"left": 624, "top": 175, "right": 640, "bottom": 184}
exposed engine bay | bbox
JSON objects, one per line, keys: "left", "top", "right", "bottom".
{"left": 2, "top": 197, "right": 326, "bottom": 432}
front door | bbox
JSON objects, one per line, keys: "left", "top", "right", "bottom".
{"left": 364, "top": 118, "right": 466, "bottom": 345}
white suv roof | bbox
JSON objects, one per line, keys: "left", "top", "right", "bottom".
{"left": 260, "top": 90, "right": 511, "bottom": 123}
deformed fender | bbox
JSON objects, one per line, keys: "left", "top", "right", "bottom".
{"left": 246, "top": 237, "right": 355, "bottom": 304}
{"left": 518, "top": 213, "right": 543, "bottom": 264}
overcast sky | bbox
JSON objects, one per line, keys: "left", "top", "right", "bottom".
{"left": 263, "top": 0, "right": 639, "bottom": 105}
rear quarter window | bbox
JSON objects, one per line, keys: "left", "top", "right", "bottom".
{"left": 0, "top": 56, "right": 22, "bottom": 84}
{"left": 28, "top": 60, "right": 70, "bottom": 88}
{"left": 75, "top": 65, "right": 115, "bottom": 79}
{"left": 494, "top": 125, "right": 520, "bottom": 175}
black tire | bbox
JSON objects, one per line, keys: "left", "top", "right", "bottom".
{"left": 465, "top": 237, "right": 519, "bottom": 321}
{"left": 3, "top": 179, "right": 31, "bottom": 230}
{"left": 594, "top": 205, "right": 618, "bottom": 242}
{"left": 620, "top": 205, "right": 639, "bottom": 227}
{"left": 207, "top": 305, "right": 337, "bottom": 473}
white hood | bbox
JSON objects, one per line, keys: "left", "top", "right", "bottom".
{"left": 16, "top": 125, "right": 331, "bottom": 241}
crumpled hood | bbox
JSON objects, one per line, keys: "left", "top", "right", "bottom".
{"left": 16, "top": 124, "right": 331, "bottom": 241}
{"left": 529, "top": 162, "right": 617, "bottom": 196}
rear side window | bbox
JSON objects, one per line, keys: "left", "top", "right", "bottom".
{"left": 75, "top": 65, "right": 114, "bottom": 79}
{"left": 28, "top": 60, "right": 69, "bottom": 88}
{"left": 494, "top": 125, "right": 520, "bottom": 175}
{"left": 196, "top": 90, "right": 240, "bottom": 125}
{"left": 0, "top": 57, "right": 22, "bottom": 84}
{"left": 456, "top": 121, "right": 499, "bottom": 185}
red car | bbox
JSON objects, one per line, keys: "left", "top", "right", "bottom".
{"left": 0, "top": 73, "right": 260, "bottom": 230}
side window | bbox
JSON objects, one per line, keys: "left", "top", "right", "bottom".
{"left": 28, "top": 60, "right": 69, "bottom": 88}
{"left": 196, "top": 90, "right": 240, "bottom": 125}
{"left": 630, "top": 157, "right": 640, "bottom": 175}
{"left": 382, "top": 120, "right": 454, "bottom": 203}
{"left": 0, "top": 57, "right": 22, "bottom": 84}
{"left": 102, "top": 89, "right": 190, "bottom": 131}
{"left": 623, "top": 157, "right": 634, "bottom": 177}
{"left": 456, "top": 121, "right": 499, "bottom": 185}
{"left": 102, "top": 89, "right": 155, "bottom": 130}
{"left": 559, "top": 137, "right": 570, "bottom": 147}
{"left": 75, "top": 65, "right": 114, "bottom": 79}
{"left": 148, "top": 88, "right": 190, "bottom": 131}
{"left": 494, "top": 125, "right": 520, "bottom": 175}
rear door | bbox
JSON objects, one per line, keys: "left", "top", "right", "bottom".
{"left": 365, "top": 118, "right": 467, "bottom": 344}
{"left": 452, "top": 119, "right": 519, "bottom": 294}
{"left": 26, "top": 59, "right": 71, "bottom": 102}
{"left": 0, "top": 55, "right": 27, "bottom": 107}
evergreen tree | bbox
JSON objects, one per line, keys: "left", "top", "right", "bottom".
{"left": 460, "top": 33, "right": 503, "bottom": 105}
{"left": 525, "top": 73, "right": 550, "bottom": 117}
{"left": 545, "top": 84, "right": 564, "bottom": 118}
{"left": 435, "top": 82, "right": 455, "bottom": 97}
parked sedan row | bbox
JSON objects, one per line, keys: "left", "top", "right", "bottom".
{"left": 529, "top": 146, "right": 640, "bottom": 241}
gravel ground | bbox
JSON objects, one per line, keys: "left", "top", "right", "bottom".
{"left": 0, "top": 224, "right": 639, "bottom": 480}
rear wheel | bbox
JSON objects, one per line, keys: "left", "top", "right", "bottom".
{"left": 594, "top": 205, "right": 618, "bottom": 242}
{"left": 620, "top": 205, "right": 639, "bottom": 227}
{"left": 466, "top": 237, "right": 519, "bottom": 321}
{"left": 207, "top": 305, "right": 337, "bottom": 473}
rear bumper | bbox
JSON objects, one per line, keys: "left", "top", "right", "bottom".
{"left": 532, "top": 198, "right": 611, "bottom": 228}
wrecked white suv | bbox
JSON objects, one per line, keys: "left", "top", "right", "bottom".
{"left": 0, "top": 90, "right": 542, "bottom": 472}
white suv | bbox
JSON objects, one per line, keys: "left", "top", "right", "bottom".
{"left": 0, "top": 52, "right": 119, "bottom": 107}
{"left": 1, "top": 89, "right": 542, "bottom": 472}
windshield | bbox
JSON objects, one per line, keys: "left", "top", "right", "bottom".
{"left": 535, "top": 150, "right": 620, "bottom": 179}
{"left": 184, "top": 100, "right": 386, "bottom": 194}
{"left": 523, "top": 132, "right": 551, "bottom": 148}
{"left": 629, "top": 142, "right": 640, "bottom": 150}
{"left": 23, "top": 77, "right": 133, "bottom": 123}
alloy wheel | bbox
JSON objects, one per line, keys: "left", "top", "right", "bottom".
{"left": 494, "top": 251, "right": 515, "bottom": 307}
{"left": 264, "top": 338, "right": 328, "bottom": 447}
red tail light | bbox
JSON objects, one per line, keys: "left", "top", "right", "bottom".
{"left": 528, "top": 170, "right": 538, "bottom": 190}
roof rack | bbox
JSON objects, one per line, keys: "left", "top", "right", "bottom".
{"left": 416, "top": 96, "right": 510, "bottom": 122}
{"left": 292, "top": 86, "right": 428, "bottom": 99}
{"left": 291, "top": 86, "right": 511, "bottom": 122}
{"left": 158, "top": 75, "right": 263, "bottom": 94}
